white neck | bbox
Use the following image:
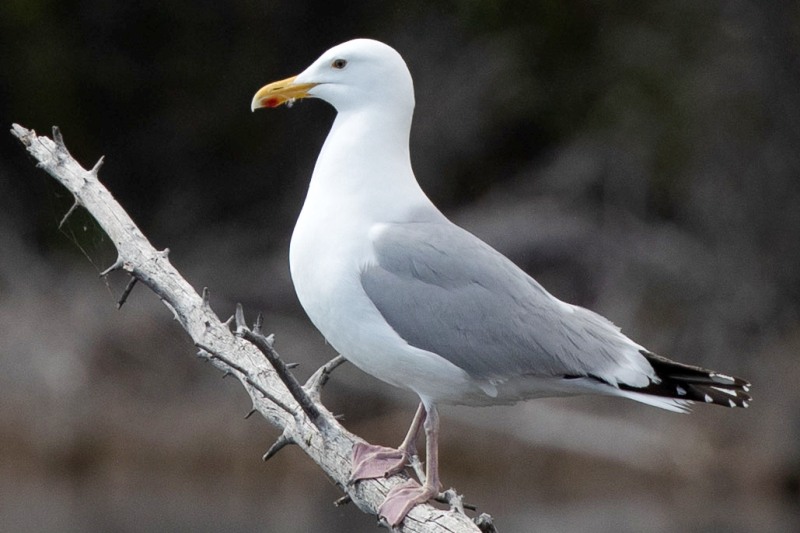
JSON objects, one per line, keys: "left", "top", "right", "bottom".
{"left": 303, "top": 105, "right": 436, "bottom": 222}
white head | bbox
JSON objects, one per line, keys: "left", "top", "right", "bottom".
{"left": 251, "top": 39, "right": 415, "bottom": 115}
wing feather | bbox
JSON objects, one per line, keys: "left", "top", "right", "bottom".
{"left": 361, "top": 221, "right": 653, "bottom": 386}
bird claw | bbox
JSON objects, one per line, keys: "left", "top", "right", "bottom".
{"left": 378, "top": 479, "right": 438, "bottom": 527}
{"left": 349, "top": 442, "right": 408, "bottom": 483}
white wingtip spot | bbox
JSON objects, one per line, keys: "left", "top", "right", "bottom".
{"left": 742, "top": 401, "right": 750, "bottom": 408}
{"left": 704, "top": 394, "right": 713, "bottom": 403}
{"left": 676, "top": 385, "right": 687, "bottom": 396}
{"left": 711, "top": 386, "right": 738, "bottom": 397}
{"left": 728, "top": 399, "right": 736, "bottom": 407}
{"left": 479, "top": 380, "right": 498, "bottom": 398}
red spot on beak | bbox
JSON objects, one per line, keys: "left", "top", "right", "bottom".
{"left": 265, "top": 97, "right": 280, "bottom": 108}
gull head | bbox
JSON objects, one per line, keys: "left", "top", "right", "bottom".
{"left": 251, "top": 39, "right": 415, "bottom": 114}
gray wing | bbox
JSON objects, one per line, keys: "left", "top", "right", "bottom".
{"left": 362, "top": 221, "right": 639, "bottom": 382}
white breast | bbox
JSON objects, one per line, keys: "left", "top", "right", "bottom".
{"left": 289, "top": 189, "right": 481, "bottom": 403}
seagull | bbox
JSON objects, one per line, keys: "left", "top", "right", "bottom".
{"left": 251, "top": 38, "right": 751, "bottom": 526}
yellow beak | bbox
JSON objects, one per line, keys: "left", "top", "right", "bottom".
{"left": 250, "top": 75, "right": 317, "bottom": 111}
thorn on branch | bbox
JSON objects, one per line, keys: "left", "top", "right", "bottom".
{"left": 262, "top": 431, "right": 295, "bottom": 462}
{"left": 52, "top": 126, "right": 63, "bottom": 145}
{"left": 438, "top": 488, "right": 463, "bottom": 515}
{"left": 52, "top": 126, "right": 69, "bottom": 154}
{"left": 334, "top": 495, "right": 352, "bottom": 507}
{"left": 196, "top": 343, "right": 295, "bottom": 416}
{"left": 254, "top": 312, "right": 264, "bottom": 335}
{"left": 305, "top": 355, "right": 347, "bottom": 402}
{"left": 286, "top": 362, "right": 300, "bottom": 370}
{"left": 90, "top": 155, "right": 104, "bottom": 175}
{"left": 235, "top": 304, "right": 247, "bottom": 332}
{"left": 235, "top": 304, "right": 327, "bottom": 430}
{"left": 58, "top": 199, "right": 81, "bottom": 229}
{"left": 201, "top": 287, "right": 211, "bottom": 309}
{"left": 99, "top": 256, "right": 124, "bottom": 277}
{"left": 116, "top": 276, "right": 138, "bottom": 309}
{"left": 244, "top": 408, "right": 258, "bottom": 420}
{"left": 435, "top": 488, "right": 478, "bottom": 515}
{"left": 50, "top": 126, "right": 76, "bottom": 169}
{"left": 162, "top": 299, "right": 180, "bottom": 321}
{"left": 474, "top": 513, "right": 497, "bottom": 533}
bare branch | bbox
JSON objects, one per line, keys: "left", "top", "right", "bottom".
{"left": 116, "top": 276, "right": 138, "bottom": 309}
{"left": 305, "top": 355, "right": 347, "bottom": 402}
{"left": 10, "top": 124, "right": 483, "bottom": 533}
{"left": 235, "top": 304, "right": 329, "bottom": 431}
{"left": 195, "top": 343, "right": 296, "bottom": 416}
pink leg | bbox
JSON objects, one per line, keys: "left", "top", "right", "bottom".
{"left": 349, "top": 403, "right": 426, "bottom": 482}
{"left": 378, "top": 404, "right": 442, "bottom": 527}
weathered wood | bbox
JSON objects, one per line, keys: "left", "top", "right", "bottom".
{"left": 11, "top": 124, "right": 486, "bottom": 533}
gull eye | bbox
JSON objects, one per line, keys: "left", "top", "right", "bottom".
{"left": 332, "top": 58, "right": 348, "bottom": 70}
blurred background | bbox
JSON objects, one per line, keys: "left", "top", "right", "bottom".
{"left": 1, "top": 1, "right": 799, "bottom": 531}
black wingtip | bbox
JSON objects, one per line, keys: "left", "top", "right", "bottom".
{"left": 624, "top": 350, "right": 752, "bottom": 408}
